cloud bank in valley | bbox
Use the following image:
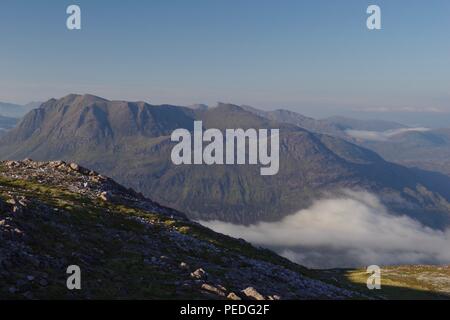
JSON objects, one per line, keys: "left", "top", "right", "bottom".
{"left": 200, "top": 190, "right": 450, "bottom": 268}
{"left": 345, "top": 127, "right": 431, "bottom": 141}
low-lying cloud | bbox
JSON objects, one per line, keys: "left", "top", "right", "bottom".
{"left": 199, "top": 190, "right": 450, "bottom": 268}
{"left": 346, "top": 127, "right": 431, "bottom": 141}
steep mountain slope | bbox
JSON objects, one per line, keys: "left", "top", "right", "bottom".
{"left": 0, "top": 160, "right": 363, "bottom": 300}
{"left": 1, "top": 95, "right": 450, "bottom": 229}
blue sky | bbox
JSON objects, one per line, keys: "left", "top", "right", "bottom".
{"left": 0, "top": 0, "right": 449, "bottom": 125}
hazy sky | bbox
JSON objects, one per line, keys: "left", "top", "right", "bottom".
{"left": 0, "top": 0, "right": 449, "bottom": 125}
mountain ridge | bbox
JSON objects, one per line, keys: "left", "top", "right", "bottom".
{"left": 1, "top": 94, "right": 450, "bottom": 229}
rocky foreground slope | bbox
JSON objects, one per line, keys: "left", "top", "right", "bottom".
{"left": 0, "top": 160, "right": 365, "bottom": 300}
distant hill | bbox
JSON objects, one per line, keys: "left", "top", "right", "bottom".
{"left": 323, "top": 116, "right": 407, "bottom": 132}
{"left": 241, "top": 107, "right": 408, "bottom": 136}
{"left": 1, "top": 94, "right": 450, "bottom": 229}
{"left": 0, "top": 102, "right": 34, "bottom": 118}
{"left": 0, "top": 115, "right": 18, "bottom": 134}
{"left": 242, "top": 106, "right": 450, "bottom": 177}
{"left": 240, "top": 105, "right": 346, "bottom": 138}
{"left": 355, "top": 128, "right": 450, "bottom": 177}
{"left": 24, "top": 101, "right": 43, "bottom": 109}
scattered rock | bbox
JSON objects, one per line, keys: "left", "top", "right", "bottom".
{"left": 201, "top": 283, "right": 226, "bottom": 297}
{"left": 69, "top": 163, "right": 80, "bottom": 172}
{"left": 227, "top": 292, "right": 242, "bottom": 300}
{"left": 6, "top": 198, "right": 17, "bottom": 206}
{"left": 49, "top": 161, "right": 65, "bottom": 168}
{"left": 242, "top": 287, "right": 265, "bottom": 300}
{"left": 191, "top": 268, "right": 208, "bottom": 280}
{"left": 179, "top": 262, "right": 190, "bottom": 270}
{"left": 5, "top": 161, "right": 19, "bottom": 168}
{"left": 99, "top": 191, "right": 112, "bottom": 202}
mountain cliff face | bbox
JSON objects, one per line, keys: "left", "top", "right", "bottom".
{"left": 0, "top": 160, "right": 363, "bottom": 300}
{"left": 1, "top": 94, "right": 450, "bottom": 228}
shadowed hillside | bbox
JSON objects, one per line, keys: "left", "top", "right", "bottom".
{"left": 0, "top": 160, "right": 366, "bottom": 300}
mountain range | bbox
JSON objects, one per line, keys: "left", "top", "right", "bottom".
{"left": 349, "top": 128, "right": 450, "bottom": 177}
{"left": 1, "top": 94, "right": 450, "bottom": 229}
{"left": 241, "top": 106, "right": 450, "bottom": 177}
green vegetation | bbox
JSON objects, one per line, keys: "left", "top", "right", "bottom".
{"left": 323, "top": 267, "right": 450, "bottom": 300}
